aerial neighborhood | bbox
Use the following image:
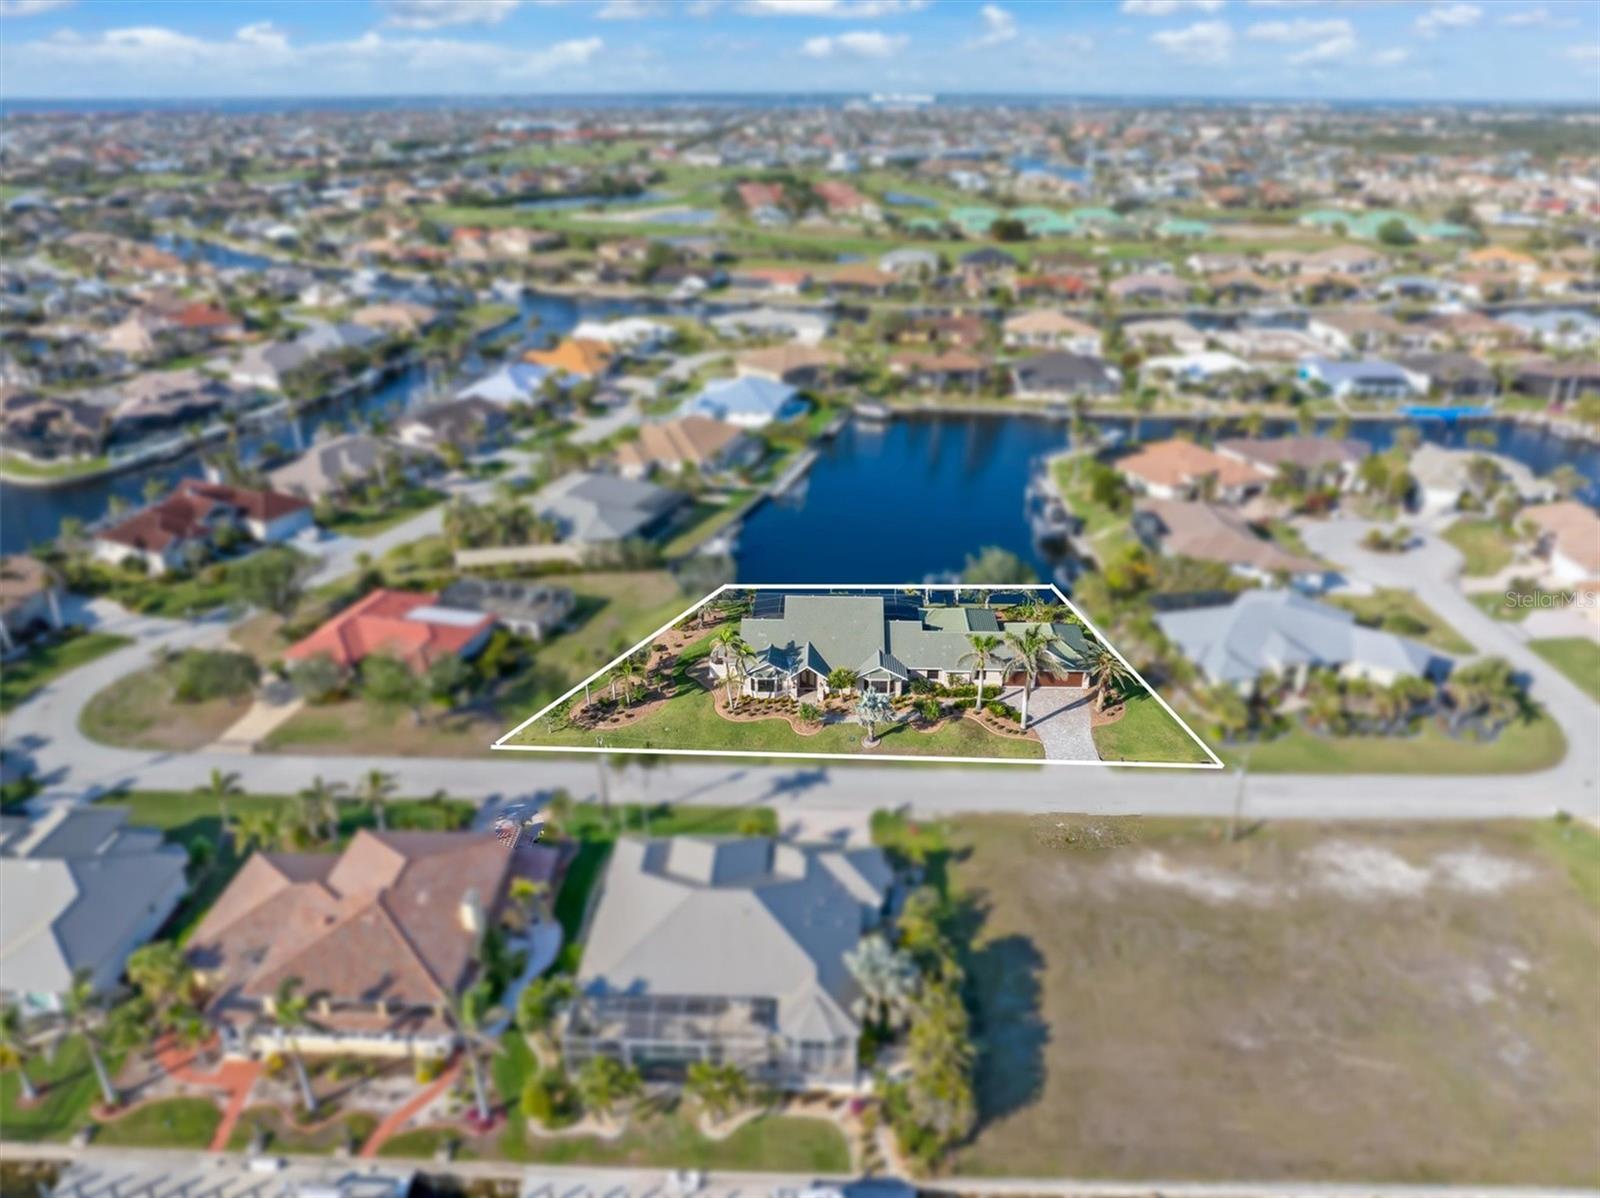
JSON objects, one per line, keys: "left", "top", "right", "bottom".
{"left": 0, "top": 87, "right": 1596, "bottom": 1189}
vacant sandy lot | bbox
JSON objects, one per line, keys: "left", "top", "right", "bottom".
{"left": 946, "top": 817, "right": 1600, "bottom": 1184}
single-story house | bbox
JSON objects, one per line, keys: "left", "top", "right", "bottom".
{"left": 1397, "top": 353, "right": 1498, "bottom": 400}
{"left": 1522, "top": 501, "right": 1600, "bottom": 587}
{"left": 1001, "top": 310, "right": 1101, "bottom": 356}
{"left": 1214, "top": 436, "right": 1367, "bottom": 489}
{"left": 437, "top": 577, "right": 575, "bottom": 640}
{"left": 532, "top": 470, "right": 687, "bottom": 544}
{"left": 1011, "top": 351, "right": 1120, "bottom": 401}
{"left": 268, "top": 433, "right": 435, "bottom": 502}
{"left": 1133, "top": 499, "right": 1332, "bottom": 591}
{"left": 734, "top": 345, "right": 845, "bottom": 388}
{"left": 0, "top": 555, "right": 65, "bottom": 653}
{"left": 1409, "top": 444, "right": 1555, "bottom": 516}
{"left": 456, "top": 362, "right": 557, "bottom": 406}
{"left": 721, "top": 592, "right": 1092, "bottom": 701}
{"left": 189, "top": 829, "right": 557, "bottom": 1060}
{"left": 562, "top": 835, "right": 894, "bottom": 1088}
{"left": 1297, "top": 357, "right": 1420, "bottom": 401}
{"left": 396, "top": 397, "right": 509, "bottom": 453}
{"left": 570, "top": 317, "right": 673, "bottom": 352}
{"left": 709, "top": 307, "right": 831, "bottom": 347}
{"left": 284, "top": 588, "right": 497, "bottom": 673}
{"left": 1114, "top": 438, "right": 1265, "bottom": 502}
{"left": 1140, "top": 351, "right": 1252, "bottom": 388}
{"left": 524, "top": 338, "right": 613, "bottom": 379}
{"left": 680, "top": 376, "right": 806, "bottom": 429}
{"left": 888, "top": 349, "right": 987, "bottom": 391}
{"left": 1123, "top": 318, "right": 1208, "bottom": 356}
{"left": 93, "top": 479, "right": 312, "bottom": 575}
{"left": 0, "top": 806, "right": 188, "bottom": 1015}
{"left": 614, "top": 416, "right": 760, "bottom": 479}
{"left": 1156, "top": 588, "right": 1452, "bottom": 692}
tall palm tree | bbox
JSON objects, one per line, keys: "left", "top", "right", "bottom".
{"left": 709, "top": 626, "right": 751, "bottom": 702}
{"left": 576, "top": 1055, "right": 642, "bottom": 1121}
{"left": 235, "top": 809, "right": 283, "bottom": 855}
{"left": 684, "top": 1061, "right": 750, "bottom": 1124}
{"left": 1003, "top": 624, "right": 1063, "bottom": 732}
{"left": 295, "top": 777, "right": 346, "bottom": 844}
{"left": 1086, "top": 643, "right": 1136, "bottom": 713}
{"left": 843, "top": 933, "right": 919, "bottom": 1030}
{"left": 358, "top": 769, "right": 397, "bottom": 832}
{"left": 197, "top": 768, "right": 244, "bottom": 849}
{"left": 960, "top": 633, "right": 1003, "bottom": 707}
{"left": 447, "top": 986, "right": 497, "bottom": 1125}
{"left": 61, "top": 969, "right": 117, "bottom": 1109}
{"left": 0, "top": 1006, "right": 37, "bottom": 1103}
{"left": 271, "top": 977, "right": 319, "bottom": 1115}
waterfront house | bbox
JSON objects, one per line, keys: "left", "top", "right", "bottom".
{"left": 1002, "top": 310, "right": 1101, "bottom": 356}
{"left": 1214, "top": 436, "right": 1367, "bottom": 491}
{"left": 268, "top": 433, "right": 435, "bottom": 502}
{"left": 525, "top": 337, "right": 613, "bottom": 380}
{"left": 456, "top": 362, "right": 557, "bottom": 406}
{"left": 188, "top": 829, "right": 557, "bottom": 1060}
{"left": 709, "top": 307, "right": 831, "bottom": 346}
{"left": 1123, "top": 318, "right": 1208, "bottom": 356}
{"left": 1397, "top": 353, "right": 1498, "bottom": 401}
{"left": 0, "top": 556, "right": 65, "bottom": 653}
{"left": 614, "top": 416, "right": 760, "bottom": 479}
{"left": 563, "top": 836, "right": 894, "bottom": 1088}
{"left": 1156, "top": 589, "right": 1451, "bottom": 692}
{"left": 396, "top": 397, "right": 509, "bottom": 453}
{"left": 681, "top": 375, "right": 807, "bottom": 429}
{"left": 1114, "top": 439, "right": 1265, "bottom": 502}
{"left": 1522, "top": 501, "right": 1600, "bottom": 588}
{"left": 735, "top": 344, "right": 845, "bottom": 388}
{"left": 1409, "top": 444, "right": 1555, "bottom": 517}
{"left": 1296, "top": 357, "right": 1420, "bottom": 401}
{"left": 532, "top": 470, "right": 687, "bottom": 544}
{"left": 888, "top": 349, "right": 987, "bottom": 392}
{"left": 719, "top": 592, "right": 1092, "bottom": 701}
{"left": 284, "top": 588, "right": 497, "bottom": 673}
{"left": 1133, "top": 499, "right": 1332, "bottom": 591}
{"left": 94, "top": 479, "right": 312, "bottom": 575}
{"left": 0, "top": 806, "right": 187, "bottom": 1015}
{"left": 1011, "top": 351, "right": 1121, "bottom": 402}
{"left": 1513, "top": 358, "right": 1600, "bottom": 403}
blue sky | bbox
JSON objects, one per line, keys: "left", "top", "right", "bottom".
{"left": 1, "top": 0, "right": 1597, "bottom": 102}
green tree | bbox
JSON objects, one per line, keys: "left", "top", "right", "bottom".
{"left": 960, "top": 545, "right": 1037, "bottom": 586}
{"left": 197, "top": 767, "right": 244, "bottom": 848}
{"left": 959, "top": 633, "right": 1002, "bottom": 707}
{"left": 576, "top": 1055, "right": 642, "bottom": 1120}
{"left": 843, "top": 933, "right": 919, "bottom": 1030}
{"left": 294, "top": 776, "right": 346, "bottom": 844}
{"left": 125, "top": 941, "right": 190, "bottom": 1017}
{"left": 270, "top": 977, "right": 319, "bottom": 1115}
{"left": 289, "top": 652, "right": 343, "bottom": 704}
{"left": 358, "top": 768, "right": 397, "bottom": 831}
{"left": 361, "top": 653, "right": 426, "bottom": 725}
{"left": 232, "top": 547, "right": 307, "bottom": 616}
{"left": 1085, "top": 642, "right": 1136, "bottom": 712}
{"left": 855, "top": 689, "right": 894, "bottom": 745}
{"left": 1002, "top": 623, "right": 1063, "bottom": 731}
{"left": 61, "top": 969, "right": 118, "bottom": 1109}
{"left": 0, "top": 1005, "right": 38, "bottom": 1104}
{"left": 684, "top": 1061, "right": 751, "bottom": 1124}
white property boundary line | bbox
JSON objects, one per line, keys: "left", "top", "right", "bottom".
{"left": 491, "top": 583, "right": 1224, "bottom": 770}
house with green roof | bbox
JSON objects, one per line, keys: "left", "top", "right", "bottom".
{"left": 721, "top": 593, "right": 1092, "bottom": 701}
{"left": 1156, "top": 217, "right": 1213, "bottom": 240}
{"left": 949, "top": 205, "right": 1002, "bottom": 236}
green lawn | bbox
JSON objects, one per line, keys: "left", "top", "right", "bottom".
{"left": 0, "top": 453, "right": 110, "bottom": 481}
{"left": 499, "top": 1109, "right": 849, "bottom": 1170}
{"left": 225, "top": 1107, "right": 379, "bottom": 1154}
{"left": 320, "top": 486, "right": 446, "bottom": 537}
{"left": 1223, "top": 711, "right": 1567, "bottom": 774}
{"left": 660, "top": 492, "right": 755, "bottom": 559}
{"left": 0, "top": 631, "right": 131, "bottom": 712}
{"left": 1443, "top": 518, "right": 1519, "bottom": 577}
{"left": 79, "top": 659, "right": 253, "bottom": 752}
{"left": 0, "top": 1036, "right": 117, "bottom": 1143}
{"left": 536, "top": 570, "right": 694, "bottom": 691}
{"left": 377, "top": 1127, "right": 478, "bottom": 1161}
{"left": 1093, "top": 695, "right": 1215, "bottom": 765}
{"left": 1530, "top": 638, "right": 1600, "bottom": 703}
{"left": 92, "top": 1097, "right": 221, "bottom": 1149}
{"left": 1326, "top": 589, "right": 1476, "bottom": 655}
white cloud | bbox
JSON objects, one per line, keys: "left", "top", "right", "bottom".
{"left": 0, "top": 0, "right": 73, "bottom": 16}
{"left": 1416, "top": 3, "right": 1481, "bottom": 36}
{"left": 971, "top": 3, "right": 1018, "bottom": 47}
{"left": 743, "top": 0, "right": 927, "bottom": 16}
{"left": 800, "top": 28, "right": 907, "bottom": 56}
{"left": 1151, "top": 19, "right": 1234, "bottom": 63}
{"left": 1500, "top": 6, "right": 1577, "bottom": 28}
{"left": 1372, "top": 46, "right": 1411, "bottom": 65}
{"left": 236, "top": 21, "right": 290, "bottom": 52}
{"left": 596, "top": 0, "right": 662, "bottom": 16}
{"left": 1122, "top": 0, "right": 1226, "bottom": 15}
{"left": 1247, "top": 16, "right": 1355, "bottom": 63}
{"left": 380, "top": 0, "right": 523, "bottom": 30}
{"left": 1563, "top": 43, "right": 1600, "bottom": 61}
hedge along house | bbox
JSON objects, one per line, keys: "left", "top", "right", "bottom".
{"left": 715, "top": 593, "right": 1093, "bottom": 702}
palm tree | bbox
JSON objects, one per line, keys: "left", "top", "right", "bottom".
{"left": 684, "top": 1061, "right": 750, "bottom": 1124}
{"left": 271, "top": 977, "right": 319, "bottom": 1116}
{"left": 843, "top": 933, "right": 919, "bottom": 1030}
{"left": 447, "top": 985, "right": 498, "bottom": 1125}
{"left": 61, "top": 969, "right": 117, "bottom": 1109}
{"left": 0, "top": 1006, "right": 38, "bottom": 1103}
{"left": 358, "top": 768, "right": 397, "bottom": 831}
{"left": 517, "top": 975, "right": 576, "bottom": 1054}
{"left": 709, "top": 626, "right": 751, "bottom": 705}
{"left": 234, "top": 809, "right": 283, "bottom": 855}
{"left": 576, "top": 1055, "right": 642, "bottom": 1121}
{"left": 1002, "top": 624, "right": 1063, "bottom": 731}
{"left": 294, "top": 776, "right": 346, "bottom": 844}
{"left": 197, "top": 768, "right": 244, "bottom": 849}
{"left": 856, "top": 690, "right": 893, "bottom": 746}
{"left": 959, "top": 633, "right": 1003, "bottom": 706}
{"left": 126, "top": 941, "right": 190, "bottom": 1017}
{"left": 1085, "top": 643, "right": 1136, "bottom": 713}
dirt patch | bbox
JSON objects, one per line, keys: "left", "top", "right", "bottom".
{"left": 948, "top": 818, "right": 1600, "bottom": 1185}
{"left": 1090, "top": 701, "right": 1126, "bottom": 728}
{"left": 708, "top": 686, "right": 831, "bottom": 736}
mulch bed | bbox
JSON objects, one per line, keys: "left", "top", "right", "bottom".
{"left": 1091, "top": 701, "right": 1126, "bottom": 728}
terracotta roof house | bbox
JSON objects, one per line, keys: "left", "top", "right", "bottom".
{"left": 826, "top": 263, "right": 896, "bottom": 296}
{"left": 1523, "top": 501, "right": 1600, "bottom": 587}
{"left": 93, "top": 479, "right": 311, "bottom": 575}
{"left": 734, "top": 344, "right": 845, "bottom": 387}
{"left": 524, "top": 338, "right": 613, "bottom": 379}
{"left": 188, "top": 829, "right": 558, "bottom": 1060}
{"left": 1108, "top": 273, "right": 1189, "bottom": 303}
{"left": 563, "top": 836, "right": 894, "bottom": 1089}
{"left": 1133, "top": 499, "right": 1331, "bottom": 590}
{"left": 1002, "top": 310, "right": 1101, "bottom": 356}
{"left": 0, "top": 555, "right": 64, "bottom": 651}
{"left": 888, "top": 349, "right": 987, "bottom": 391}
{"left": 1215, "top": 436, "right": 1367, "bottom": 488}
{"left": 614, "top": 416, "right": 758, "bottom": 479}
{"left": 1115, "top": 439, "right": 1265, "bottom": 502}
{"left": 284, "top": 588, "right": 497, "bottom": 673}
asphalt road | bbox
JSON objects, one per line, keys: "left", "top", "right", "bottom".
{"left": 7, "top": 522, "right": 1597, "bottom": 823}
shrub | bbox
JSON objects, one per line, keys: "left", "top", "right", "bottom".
{"left": 290, "top": 651, "right": 344, "bottom": 704}
{"left": 415, "top": 1057, "right": 442, "bottom": 1084}
{"left": 171, "top": 649, "right": 260, "bottom": 703}
{"left": 521, "top": 1068, "right": 579, "bottom": 1129}
{"left": 798, "top": 702, "right": 821, "bottom": 724}
{"left": 917, "top": 697, "right": 941, "bottom": 723}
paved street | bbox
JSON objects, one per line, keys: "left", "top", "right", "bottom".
{"left": 5, "top": 521, "right": 1596, "bottom": 824}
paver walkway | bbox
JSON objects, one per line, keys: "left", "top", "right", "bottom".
{"left": 359, "top": 1057, "right": 461, "bottom": 1158}
{"left": 153, "top": 1036, "right": 262, "bottom": 1152}
{"left": 998, "top": 686, "right": 1097, "bottom": 761}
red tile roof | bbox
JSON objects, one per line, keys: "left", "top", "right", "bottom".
{"left": 283, "top": 588, "right": 495, "bottom": 671}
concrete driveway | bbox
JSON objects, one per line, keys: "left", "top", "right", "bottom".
{"left": 999, "top": 686, "right": 1099, "bottom": 762}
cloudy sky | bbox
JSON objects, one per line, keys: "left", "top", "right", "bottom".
{"left": 1, "top": 0, "right": 1597, "bottom": 102}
